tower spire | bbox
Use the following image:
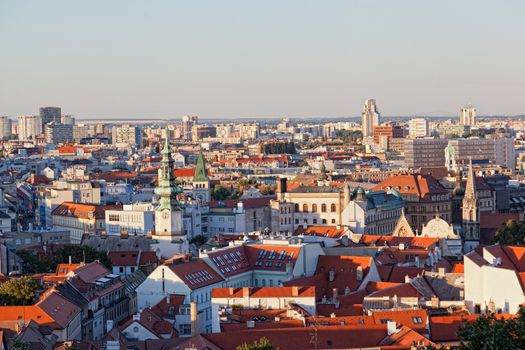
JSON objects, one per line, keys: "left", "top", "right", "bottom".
{"left": 155, "top": 128, "right": 181, "bottom": 210}
{"left": 464, "top": 157, "right": 477, "bottom": 200}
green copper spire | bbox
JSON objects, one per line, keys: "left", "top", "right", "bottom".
{"left": 155, "top": 129, "right": 181, "bottom": 211}
{"left": 193, "top": 151, "right": 209, "bottom": 183}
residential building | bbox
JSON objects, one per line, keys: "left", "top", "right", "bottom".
{"left": 51, "top": 202, "right": 122, "bottom": 243}
{"left": 361, "top": 98, "right": 380, "bottom": 137}
{"left": 112, "top": 125, "right": 143, "bottom": 147}
{"left": 181, "top": 115, "right": 198, "bottom": 141}
{"left": 44, "top": 122, "right": 74, "bottom": 144}
{"left": 445, "top": 137, "right": 515, "bottom": 171}
{"left": 237, "top": 123, "right": 260, "bottom": 140}
{"left": 108, "top": 250, "right": 158, "bottom": 277}
{"left": 136, "top": 258, "right": 224, "bottom": 334}
{"left": 460, "top": 104, "right": 476, "bottom": 126}
{"left": 465, "top": 245, "right": 525, "bottom": 314}
{"left": 105, "top": 204, "right": 155, "bottom": 237}
{"left": 211, "top": 286, "right": 316, "bottom": 332}
{"left": 61, "top": 114, "right": 75, "bottom": 125}
{"left": 18, "top": 115, "right": 42, "bottom": 141}
{"left": 408, "top": 118, "right": 428, "bottom": 138}
{"left": 372, "top": 124, "right": 404, "bottom": 144}
{"left": 0, "top": 116, "right": 12, "bottom": 140}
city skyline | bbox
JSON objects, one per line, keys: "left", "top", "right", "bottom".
{"left": 1, "top": 0, "right": 525, "bottom": 119}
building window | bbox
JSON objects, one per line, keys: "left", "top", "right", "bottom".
{"left": 412, "top": 317, "right": 423, "bottom": 324}
{"left": 303, "top": 204, "right": 308, "bottom": 212}
{"left": 331, "top": 204, "right": 336, "bottom": 212}
{"left": 312, "top": 204, "right": 318, "bottom": 213}
{"left": 321, "top": 204, "right": 327, "bottom": 212}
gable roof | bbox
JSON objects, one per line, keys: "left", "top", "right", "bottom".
{"left": 372, "top": 174, "right": 448, "bottom": 201}
{"left": 52, "top": 202, "right": 122, "bottom": 219}
{"left": 167, "top": 259, "right": 224, "bottom": 290}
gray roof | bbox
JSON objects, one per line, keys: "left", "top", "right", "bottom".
{"left": 288, "top": 185, "right": 342, "bottom": 193}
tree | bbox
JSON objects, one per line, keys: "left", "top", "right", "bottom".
{"left": 12, "top": 340, "right": 30, "bottom": 350}
{"left": 190, "top": 235, "right": 208, "bottom": 247}
{"left": 455, "top": 306, "right": 525, "bottom": 349}
{"left": 212, "top": 185, "right": 231, "bottom": 201}
{"left": 493, "top": 220, "right": 525, "bottom": 245}
{"left": 0, "top": 276, "right": 40, "bottom": 306}
{"left": 236, "top": 337, "right": 278, "bottom": 350}
{"left": 18, "top": 245, "right": 111, "bottom": 274}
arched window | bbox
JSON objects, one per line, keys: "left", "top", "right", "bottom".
{"left": 331, "top": 204, "right": 337, "bottom": 212}
{"left": 321, "top": 204, "right": 327, "bottom": 212}
{"left": 294, "top": 204, "right": 299, "bottom": 212}
{"left": 303, "top": 204, "right": 309, "bottom": 212}
{"left": 312, "top": 204, "right": 318, "bottom": 213}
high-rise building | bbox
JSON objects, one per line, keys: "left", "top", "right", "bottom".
{"left": 361, "top": 99, "right": 380, "bottom": 137}
{"left": 237, "top": 123, "right": 260, "bottom": 140}
{"left": 181, "top": 115, "right": 198, "bottom": 141}
{"left": 404, "top": 138, "right": 448, "bottom": 168}
{"left": 408, "top": 118, "right": 429, "bottom": 138}
{"left": 112, "top": 125, "right": 143, "bottom": 147}
{"left": 460, "top": 105, "right": 476, "bottom": 126}
{"left": 45, "top": 122, "right": 74, "bottom": 144}
{"left": 17, "top": 115, "right": 42, "bottom": 141}
{"left": 0, "top": 116, "right": 12, "bottom": 140}
{"left": 39, "top": 106, "right": 61, "bottom": 128}
{"left": 60, "top": 114, "right": 75, "bottom": 125}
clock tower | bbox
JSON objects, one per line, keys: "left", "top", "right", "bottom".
{"left": 152, "top": 130, "right": 188, "bottom": 257}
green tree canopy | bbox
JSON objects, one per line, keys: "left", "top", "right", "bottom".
{"left": 0, "top": 276, "right": 40, "bottom": 306}
{"left": 18, "top": 245, "right": 111, "bottom": 274}
{"left": 493, "top": 220, "right": 525, "bottom": 245}
{"left": 456, "top": 307, "right": 525, "bottom": 349}
{"left": 236, "top": 337, "right": 278, "bottom": 350}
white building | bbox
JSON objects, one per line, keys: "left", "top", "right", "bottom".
{"left": 210, "top": 286, "right": 316, "bottom": 333}
{"left": 408, "top": 118, "right": 428, "bottom": 138}
{"left": 460, "top": 104, "right": 476, "bottom": 126}
{"left": 136, "top": 259, "right": 224, "bottom": 334}
{"left": 0, "top": 116, "right": 12, "bottom": 140}
{"left": 112, "top": 125, "right": 143, "bottom": 148}
{"left": 18, "top": 115, "right": 42, "bottom": 141}
{"left": 361, "top": 99, "right": 380, "bottom": 137}
{"left": 465, "top": 245, "right": 525, "bottom": 314}
{"left": 45, "top": 122, "right": 74, "bottom": 144}
{"left": 105, "top": 204, "right": 155, "bottom": 237}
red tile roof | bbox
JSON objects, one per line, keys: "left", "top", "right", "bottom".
{"left": 121, "top": 308, "right": 174, "bottom": 338}
{"left": 108, "top": 251, "right": 157, "bottom": 267}
{"left": 367, "top": 283, "right": 420, "bottom": 298}
{"left": 372, "top": 174, "right": 448, "bottom": 201}
{"left": 295, "top": 225, "right": 345, "bottom": 238}
{"left": 151, "top": 294, "right": 185, "bottom": 319}
{"left": 430, "top": 314, "right": 513, "bottom": 342}
{"left": 245, "top": 245, "right": 300, "bottom": 272}
{"left": 168, "top": 259, "right": 224, "bottom": 290}
{"left": 377, "top": 266, "right": 426, "bottom": 283}
{"left": 211, "top": 286, "right": 315, "bottom": 299}
{"left": 52, "top": 202, "right": 122, "bottom": 220}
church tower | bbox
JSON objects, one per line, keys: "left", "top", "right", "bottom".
{"left": 152, "top": 131, "right": 188, "bottom": 256}
{"left": 192, "top": 152, "right": 211, "bottom": 204}
{"left": 462, "top": 158, "right": 480, "bottom": 244}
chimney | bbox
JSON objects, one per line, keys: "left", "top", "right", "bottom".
{"left": 341, "top": 235, "right": 349, "bottom": 247}
{"left": 387, "top": 320, "right": 397, "bottom": 336}
{"left": 246, "top": 320, "right": 255, "bottom": 328}
{"left": 277, "top": 178, "right": 287, "bottom": 195}
{"left": 399, "top": 243, "right": 405, "bottom": 251}
{"left": 356, "top": 266, "right": 363, "bottom": 281}
{"left": 166, "top": 294, "right": 170, "bottom": 304}
{"left": 242, "top": 287, "right": 250, "bottom": 297}
{"left": 229, "top": 287, "right": 235, "bottom": 296}
{"left": 106, "top": 320, "right": 114, "bottom": 333}
{"left": 438, "top": 267, "right": 446, "bottom": 277}
{"left": 332, "top": 288, "right": 338, "bottom": 302}
{"left": 190, "top": 302, "right": 198, "bottom": 337}
{"left": 328, "top": 268, "right": 335, "bottom": 282}
{"left": 292, "top": 286, "right": 299, "bottom": 297}
{"left": 68, "top": 256, "right": 72, "bottom": 265}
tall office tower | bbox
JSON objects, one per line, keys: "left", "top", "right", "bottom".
{"left": 45, "top": 122, "right": 74, "bottom": 144}
{"left": 61, "top": 114, "right": 75, "bottom": 125}
{"left": 181, "top": 115, "right": 198, "bottom": 141}
{"left": 460, "top": 105, "right": 476, "bottom": 126}
{"left": 112, "top": 125, "right": 143, "bottom": 147}
{"left": 408, "top": 118, "right": 429, "bottom": 137}
{"left": 17, "top": 115, "right": 42, "bottom": 141}
{"left": 0, "top": 116, "right": 12, "bottom": 140}
{"left": 361, "top": 99, "right": 380, "bottom": 137}
{"left": 39, "top": 106, "right": 62, "bottom": 128}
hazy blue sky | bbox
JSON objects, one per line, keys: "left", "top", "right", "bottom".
{"left": 1, "top": 0, "right": 524, "bottom": 119}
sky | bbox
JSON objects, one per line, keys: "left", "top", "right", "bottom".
{"left": 1, "top": 0, "right": 524, "bottom": 119}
